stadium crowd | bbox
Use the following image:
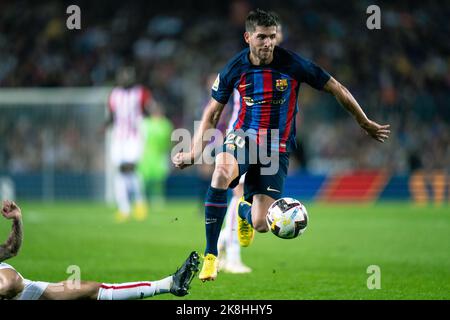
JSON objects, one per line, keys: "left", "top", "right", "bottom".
{"left": 0, "top": 0, "right": 448, "bottom": 174}
{"left": 0, "top": 108, "right": 104, "bottom": 173}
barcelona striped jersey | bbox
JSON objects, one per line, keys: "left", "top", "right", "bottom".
{"left": 211, "top": 46, "right": 330, "bottom": 153}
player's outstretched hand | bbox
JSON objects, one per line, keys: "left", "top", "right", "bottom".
{"left": 172, "top": 152, "right": 195, "bottom": 170}
{"left": 360, "top": 120, "right": 391, "bottom": 143}
{"left": 1, "top": 200, "right": 22, "bottom": 220}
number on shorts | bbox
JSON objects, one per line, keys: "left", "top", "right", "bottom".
{"left": 225, "top": 133, "right": 245, "bottom": 148}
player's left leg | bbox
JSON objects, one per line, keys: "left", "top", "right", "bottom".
{"left": 237, "top": 152, "right": 289, "bottom": 245}
{"left": 248, "top": 194, "right": 275, "bottom": 232}
{"left": 39, "top": 251, "right": 199, "bottom": 300}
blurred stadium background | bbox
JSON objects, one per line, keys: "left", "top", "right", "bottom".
{"left": 0, "top": 0, "right": 448, "bottom": 300}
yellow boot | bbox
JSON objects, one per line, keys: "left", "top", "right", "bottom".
{"left": 198, "top": 254, "right": 218, "bottom": 282}
{"left": 133, "top": 201, "right": 148, "bottom": 221}
{"left": 114, "top": 211, "right": 130, "bottom": 223}
{"left": 236, "top": 197, "right": 254, "bottom": 247}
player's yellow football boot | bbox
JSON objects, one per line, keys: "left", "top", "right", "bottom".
{"left": 114, "top": 211, "right": 130, "bottom": 223}
{"left": 133, "top": 201, "right": 148, "bottom": 221}
{"left": 237, "top": 197, "right": 255, "bottom": 247}
{"left": 198, "top": 254, "right": 218, "bottom": 282}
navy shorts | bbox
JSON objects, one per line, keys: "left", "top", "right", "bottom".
{"left": 220, "top": 131, "right": 289, "bottom": 203}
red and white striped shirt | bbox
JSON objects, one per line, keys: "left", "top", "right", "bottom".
{"left": 108, "top": 85, "right": 151, "bottom": 140}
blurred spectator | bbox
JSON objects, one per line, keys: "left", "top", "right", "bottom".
{"left": 138, "top": 102, "right": 174, "bottom": 206}
{"left": 0, "top": 0, "right": 448, "bottom": 174}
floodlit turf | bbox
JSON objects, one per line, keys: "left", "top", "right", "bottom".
{"left": 1, "top": 200, "right": 449, "bottom": 300}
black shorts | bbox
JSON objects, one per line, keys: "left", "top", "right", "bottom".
{"left": 220, "top": 131, "right": 289, "bottom": 203}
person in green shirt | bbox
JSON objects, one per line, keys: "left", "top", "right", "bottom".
{"left": 138, "top": 103, "right": 174, "bottom": 208}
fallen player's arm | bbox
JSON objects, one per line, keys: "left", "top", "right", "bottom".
{"left": 323, "top": 76, "right": 390, "bottom": 143}
{"left": 0, "top": 201, "right": 23, "bottom": 262}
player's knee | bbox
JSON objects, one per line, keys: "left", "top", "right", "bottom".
{"left": 212, "top": 165, "right": 233, "bottom": 188}
{"left": 63, "top": 280, "right": 101, "bottom": 300}
{"left": 85, "top": 282, "right": 101, "bottom": 300}
{"left": 253, "top": 219, "right": 269, "bottom": 233}
{"left": 0, "top": 274, "right": 24, "bottom": 299}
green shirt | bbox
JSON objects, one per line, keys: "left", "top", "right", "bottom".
{"left": 138, "top": 116, "right": 173, "bottom": 181}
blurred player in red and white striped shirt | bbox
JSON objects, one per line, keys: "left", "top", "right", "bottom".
{"left": 105, "top": 66, "right": 151, "bottom": 222}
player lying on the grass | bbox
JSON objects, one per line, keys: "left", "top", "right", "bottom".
{"left": 173, "top": 9, "right": 391, "bottom": 282}
{"left": 0, "top": 200, "right": 199, "bottom": 300}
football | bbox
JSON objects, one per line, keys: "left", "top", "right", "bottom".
{"left": 266, "top": 197, "right": 308, "bottom": 239}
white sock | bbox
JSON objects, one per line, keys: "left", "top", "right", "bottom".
{"left": 224, "top": 195, "right": 242, "bottom": 264}
{"left": 97, "top": 276, "right": 173, "bottom": 300}
{"left": 114, "top": 172, "right": 131, "bottom": 215}
{"left": 218, "top": 226, "right": 227, "bottom": 254}
{"left": 218, "top": 195, "right": 239, "bottom": 253}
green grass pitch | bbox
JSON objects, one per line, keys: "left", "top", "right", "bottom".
{"left": 1, "top": 200, "right": 449, "bottom": 300}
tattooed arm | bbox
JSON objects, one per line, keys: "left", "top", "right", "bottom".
{"left": 0, "top": 201, "right": 23, "bottom": 262}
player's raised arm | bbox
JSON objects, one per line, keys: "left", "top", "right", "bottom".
{"left": 323, "top": 76, "right": 390, "bottom": 143}
{"left": 0, "top": 200, "right": 23, "bottom": 262}
{"left": 172, "top": 98, "right": 225, "bottom": 170}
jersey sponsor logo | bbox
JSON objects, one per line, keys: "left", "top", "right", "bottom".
{"left": 212, "top": 74, "right": 220, "bottom": 91}
{"left": 275, "top": 79, "right": 288, "bottom": 91}
{"left": 243, "top": 97, "right": 286, "bottom": 107}
{"left": 267, "top": 186, "right": 281, "bottom": 193}
{"left": 243, "top": 96, "right": 255, "bottom": 106}
{"left": 239, "top": 83, "right": 252, "bottom": 89}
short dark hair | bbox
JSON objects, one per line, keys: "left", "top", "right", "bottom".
{"left": 245, "top": 9, "right": 278, "bottom": 33}
{"left": 269, "top": 11, "right": 282, "bottom": 27}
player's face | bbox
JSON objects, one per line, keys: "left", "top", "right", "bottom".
{"left": 245, "top": 25, "right": 277, "bottom": 64}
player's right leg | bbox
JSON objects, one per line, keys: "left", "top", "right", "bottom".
{"left": 40, "top": 281, "right": 101, "bottom": 300}
{"left": 199, "top": 152, "right": 239, "bottom": 282}
{"left": 0, "top": 268, "right": 24, "bottom": 300}
{"left": 40, "top": 251, "right": 200, "bottom": 300}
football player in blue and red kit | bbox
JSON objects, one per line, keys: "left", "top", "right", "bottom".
{"left": 172, "top": 9, "right": 390, "bottom": 281}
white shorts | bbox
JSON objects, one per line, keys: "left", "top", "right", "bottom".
{"left": 0, "top": 262, "right": 49, "bottom": 300}
{"left": 110, "top": 137, "right": 143, "bottom": 166}
{"left": 0, "top": 262, "right": 15, "bottom": 271}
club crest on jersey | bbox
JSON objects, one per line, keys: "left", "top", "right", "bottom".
{"left": 276, "top": 79, "right": 288, "bottom": 91}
